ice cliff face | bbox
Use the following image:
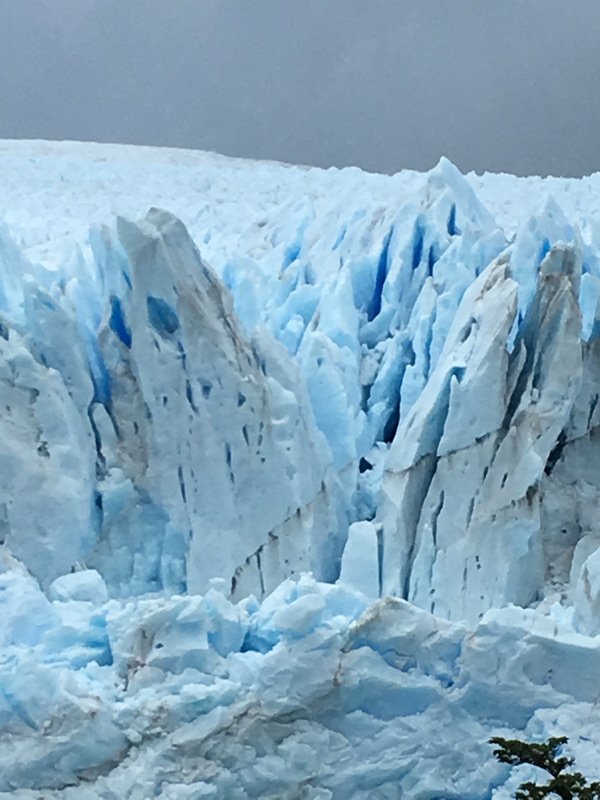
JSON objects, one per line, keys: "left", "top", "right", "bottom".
{"left": 2, "top": 141, "right": 600, "bottom": 797}
{"left": 1, "top": 206, "right": 343, "bottom": 599}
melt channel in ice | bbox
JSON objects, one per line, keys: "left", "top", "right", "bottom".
{"left": 1, "top": 140, "right": 600, "bottom": 798}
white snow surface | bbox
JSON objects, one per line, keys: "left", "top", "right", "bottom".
{"left": 2, "top": 140, "right": 600, "bottom": 797}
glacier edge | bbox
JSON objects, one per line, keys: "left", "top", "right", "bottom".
{"left": 1, "top": 142, "right": 600, "bottom": 797}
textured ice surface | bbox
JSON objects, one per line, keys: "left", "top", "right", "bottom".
{"left": 2, "top": 140, "right": 600, "bottom": 797}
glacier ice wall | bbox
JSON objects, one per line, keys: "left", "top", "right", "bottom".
{"left": 2, "top": 141, "right": 600, "bottom": 797}
{"left": 1, "top": 206, "right": 346, "bottom": 599}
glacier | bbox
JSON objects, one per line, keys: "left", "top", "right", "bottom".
{"left": 1, "top": 140, "right": 600, "bottom": 797}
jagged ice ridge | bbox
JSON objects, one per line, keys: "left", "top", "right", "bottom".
{"left": 1, "top": 141, "right": 600, "bottom": 798}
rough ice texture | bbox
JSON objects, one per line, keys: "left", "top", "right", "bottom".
{"left": 2, "top": 140, "right": 600, "bottom": 797}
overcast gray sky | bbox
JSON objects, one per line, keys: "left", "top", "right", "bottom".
{"left": 1, "top": 0, "right": 599, "bottom": 177}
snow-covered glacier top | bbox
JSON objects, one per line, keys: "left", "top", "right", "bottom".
{"left": 2, "top": 140, "right": 600, "bottom": 799}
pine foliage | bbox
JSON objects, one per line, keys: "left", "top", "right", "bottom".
{"left": 490, "top": 736, "right": 600, "bottom": 800}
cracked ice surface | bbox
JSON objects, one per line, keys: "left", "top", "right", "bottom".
{"left": 2, "top": 141, "right": 600, "bottom": 797}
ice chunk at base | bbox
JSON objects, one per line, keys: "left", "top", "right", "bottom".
{"left": 48, "top": 570, "right": 108, "bottom": 603}
{"left": 338, "top": 520, "right": 380, "bottom": 600}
